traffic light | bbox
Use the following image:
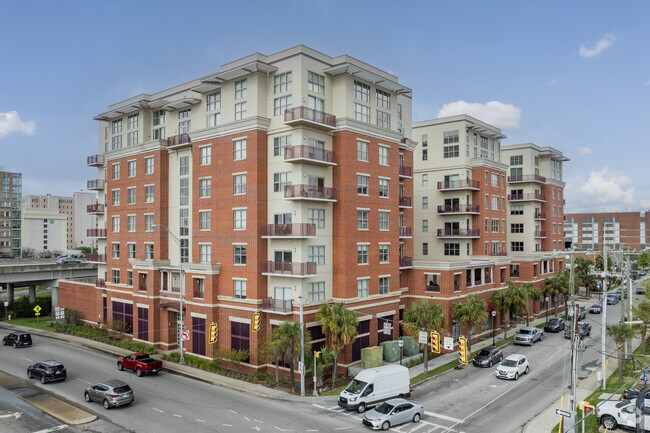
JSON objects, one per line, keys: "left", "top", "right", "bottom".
{"left": 208, "top": 322, "right": 218, "bottom": 344}
{"left": 430, "top": 331, "right": 440, "bottom": 353}
{"left": 252, "top": 312, "right": 261, "bottom": 332}
{"left": 315, "top": 351, "right": 321, "bottom": 358}
{"left": 458, "top": 336, "right": 468, "bottom": 365}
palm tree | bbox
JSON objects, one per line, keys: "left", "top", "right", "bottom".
{"left": 270, "top": 322, "right": 303, "bottom": 391}
{"left": 582, "top": 273, "right": 598, "bottom": 297}
{"left": 316, "top": 303, "right": 358, "bottom": 389}
{"left": 544, "top": 271, "right": 569, "bottom": 318}
{"left": 524, "top": 284, "right": 542, "bottom": 327}
{"left": 633, "top": 300, "right": 650, "bottom": 355}
{"left": 491, "top": 282, "right": 526, "bottom": 338}
{"left": 606, "top": 323, "right": 635, "bottom": 381}
{"left": 452, "top": 294, "right": 487, "bottom": 353}
{"left": 403, "top": 300, "right": 445, "bottom": 374}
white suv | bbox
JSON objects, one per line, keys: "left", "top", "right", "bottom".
{"left": 597, "top": 399, "right": 650, "bottom": 430}
{"left": 495, "top": 354, "right": 529, "bottom": 380}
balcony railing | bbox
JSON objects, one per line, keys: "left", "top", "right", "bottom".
{"left": 262, "top": 297, "right": 293, "bottom": 313}
{"left": 284, "top": 145, "right": 336, "bottom": 165}
{"left": 87, "top": 203, "right": 105, "bottom": 214}
{"left": 437, "top": 204, "right": 480, "bottom": 214}
{"left": 399, "top": 197, "right": 412, "bottom": 208}
{"left": 87, "top": 228, "right": 107, "bottom": 238}
{"left": 534, "top": 230, "right": 547, "bottom": 238}
{"left": 426, "top": 284, "right": 440, "bottom": 292}
{"left": 262, "top": 261, "right": 317, "bottom": 277}
{"left": 399, "top": 226, "right": 412, "bottom": 238}
{"left": 436, "top": 228, "right": 480, "bottom": 237}
{"left": 284, "top": 184, "right": 336, "bottom": 201}
{"left": 490, "top": 252, "right": 508, "bottom": 256}
{"left": 508, "top": 174, "right": 546, "bottom": 183}
{"left": 437, "top": 179, "right": 480, "bottom": 190}
{"left": 86, "top": 254, "right": 106, "bottom": 263}
{"left": 193, "top": 288, "right": 204, "bottom": 299}
{"left": 167, "top": 133, "right": 191, "bottom": 147}
{"left": 262, "top": 223, "right": 316, "bottom": 238}
{"left": 534, "top": 211, "right": 547, "bottom": 220}
{"left": 95, "top": 279, "right": 106, "bottom": 288}
{"left": 508, "top": 193, "right": 546, "bottom": 201}
{"left": 284, "top": 106, "right": 336, "bottom": 128}
{"left": 87, "top": 154, "right": 105, "bottom": 166}
{"left": 399, "top": 256, "right": 413, "bottom": 268}
{"left": 87, "top": 179, "right": 105, "bottom": 190}
{"left": 399, "top": 165, "right": 412, "bottom": 178}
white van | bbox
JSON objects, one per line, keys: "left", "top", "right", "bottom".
{"left": 338, "top": 365, "right": 411, "bottom": 412}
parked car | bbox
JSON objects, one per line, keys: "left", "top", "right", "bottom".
{"left": 117, "top": 353, "right": 163, "bottom": 376}
{"left": 56, "top": 256, "right": 80, "bottom": 264}
{"left": 0, "top": 253, "right": 14, "bottom": 259}
{"left": 362, "top": 398, "right": 424, "bottom": 430}
{"left": 339, "top": 365, "right": 411, "bottom": 413}
{"left": 606, "top": 294, "right": 620, "bottom": 305}
{"left": 2, "top": 332, "right": 32, "bottom": 348}
{"left": 495, "top": 354, "right": 529, "bottom": 380}
{"left": 597, "top": 399, "right": 650, "bottom": 430}
{"left": 514, "top": 327, "right": 544, "bottom": 346}
{"left": 622, "top": 388, "right": 650, "bottom": 400}
{"left": 27, "top": 360, "right": 66, "bottom": 384}
{"left": 565, "top": 322, "right": 592, "bottom": 339}
{"left": 589, "top": 304, "right": 602, "bottom": 314}
{"left": 84, "top": 379, "right": 134, "bottom": 409}
{"left": 640, "top": 271, "right": 647, "bottom": 277}
{"left": 472, "top": 347, "right": 503, "bottom": 368}
{"left": 544, "top": 318, "right": 566, "bottom": 333}
{"left": 569, "top": 306, "right": 586, "bottom": 320}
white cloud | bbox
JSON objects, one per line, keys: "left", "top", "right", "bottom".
{"left": 641, "top": 199, "right": 650, "bottom": 210}
{"left": 567, "top": 167, "right": 636, "bottom": 212}
{"left": 548, "top": 78, "right": 559, "bottom": 86}
{"left": 579, "top": 33, "right": 617, "bottom": 58}
{"left": 0, "top": 111, "right": 36, "bottom": 139}
{"left": 644, "top": 79, "right": 650, "bottom": 87}
{"left": 577, "top": 147, "right": 593, "bottom": 155}
{"left": 437, "top": 100, "right": 521, "bottom": 129}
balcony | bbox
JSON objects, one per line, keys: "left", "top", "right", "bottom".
{"left": 87, "top": 154, "right": 105, "bottom": 167}
{"left": 95, "top": 279, "right": 106, "bottom": 288}
{"left": 86, "top": 254, "right": 106, "bottom": 263}
{"left": 87, "top": 179, "right": 105, "bottom": 190}
{"left": 284, "top": 145, "right": 336, "bottom": 166}
{"left": 262, "top": 223, "right": 316, "bottom": 238}
{"left": 262, "top": 297, "right": 293, "bottom": 313}
{"left": 534, "top": 211, "right": 547, "bottom": 220}
{"left": 167, "top": 133, "right": 191, "bottom": 148}
{"left": 426, "top": 284, "right": 440, "bottom": 293}
{"left": 436, "top": 228, "right": 480, "bottom": 238}
{"left": 399, "top": 226, "right": 412, "bottom": 238}
{"left": 87, "top": 203, "right": 105, "bottom": 214}
{"left": 508, "top": 174, "right": 546, "bottom": 184}
{"left": 508, "top": 193, "right": 546, "bottom": 202}
{"left": 284, "top": 184, "right": 336, "bottom": 202}
{"left": 534, "top": 230, "right": 547, "bottom": 238}
{"left": 399, "top": 165, "right": 412, "bottom": 179}
{"left": 437, "top": 179, "right": 480, "bottom": 191}
{"left": 437, "top": 204, "right": 480, "bottom": 214}
{"left": 262, "top": 261, "right": 317, "bottom": 278}
{"left": 284, "top": 106, "right": 336, "bottom": 129}
{"left": 87, "top": 228, "right": 107, "bottom": 238}
{"left": 490, "top": 252, "right": 508, "bottom": 257}
{"left": 399, "top": 256, "right": 413, "bottom": 269}
{"left": 399, "top": 197, "right": 412, "bottom": 208}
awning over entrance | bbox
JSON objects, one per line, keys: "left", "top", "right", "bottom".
{"left": 158, "top": 301, "right": 185, "bottom": 311}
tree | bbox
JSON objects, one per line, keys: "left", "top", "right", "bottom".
{"left": 582, "top": 273, "right": 598, "bottom": 297}
{"left": 316, "top": 303, "right": 358, "bottom": 389}
{"left": 492, "top": 282, "right": 526, "bottom": 338}
{"left": 544, "top": 271, "right": 569, "bottom": 317}
{"left": 523, "top": 284, "right": 542, "bottom": 327}
{"left": 606, "top": 323, "right": 635, "bottom": 381}
{"left": 402, "top": 300, "right": 445, "bottom": 374}
{"left": 270, "top": 322, "right": 311, "bottom": 392}
{"left": 633, "top": 300, "right": 650, "bottom": 355}
{"left": 637, "top": 251, "right": 650, "bottom": 269}
{"left": 452, "top": 294, "right": 487, "bottom": 352}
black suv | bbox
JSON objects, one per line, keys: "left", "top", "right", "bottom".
{"left": 472, "top": 347, "right": 504, "bottom": 367}
{"left": 544, "top": 318, "right": 566, "bottom": 333}
{"left": 2, "top": 332, "right": 32, "bottom": 348}
{"left": 27, "top": 360, "right": 67, "bottom": 384}
{"left": 564, "top": 322, "right": 592, "bottom": 339}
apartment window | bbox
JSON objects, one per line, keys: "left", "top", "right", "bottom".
{"left": 112, "top": 216, "right": 120, "bottom": 233}
{"left": 444, "top": 130, "right": 460, "bottom": 144}
{"left": 357, "top": 244, "right": 369, "bottom": 265}
{"left": 379, "top": 211, "right": 389, "bottom": 230}
{"left": 274, "top": 95, "right": 292, "bottom": 116}
{"left": 444, "top": 243, "right": 460, "bottom": 256}
{"left": 422, "top": 149, "right": 428, "bottom": 161}
{"left": 422, "top": 196, "right": 428, "bottom": 209}
{"left": 145, "top": 244, "right": 154, "bottom": 260}
{"left": 379, "top": 146, "right": 389, "bottom": 166}
{"left": 358, "top": 279, "right": 369, "bottom": 298}
{"left": 207, "top": 112, "right": 221, "bottom": 127}
{"left": 273, "top": 172, "right": 292, "bottom": 193}
{"left": 112, "top": 190, "right": 120, "bottom": 206}
{"left": 178, "top": 119, "right": 191, "bottom": 134}
{"left": 485, "top": 218, "right": 489, "bottom": 232}
{"left": 153, "top": 127, "right": 165, "bottom": 140}
{"left": 307, "top": 71, "right": 325, "bottom": 94}
{"left": 180, "top": 239, "right": 189, "bottom": 263}
{"left": 273, "top": 135, "right": 291, "bottom": 156}
{"left": 199, "top": 244, "right": 210, "bottom": 263}
{"left": 552, "top": 206, "right": 556, "bottom": 217}
{"left": 354, "top": 81, "right": 370, "bottom": 102}
{"left": 234, "top": 139, "right": 246, "bottom": 160}
{"left": 274, "top": 71, "right": 292, "bottom": 94}
{"left": 153, "top": 110, "right": 165, "bottom": 126}
{"left": 112, "top": 269, "right": 120, "bottom": 284}
{"left": 179, "top": 156, "right": 189, "bottom": 175}
{"left": 179, "top": 208, "right": 189, "bottom": 236}
{"left": 179, "top": 178, "right": 189, "bottom": 206}
{"left": 128, "top": 243, "right": 136, "bottom": 259}
{"left": 354, "top": 103, "right": 370, "bottom": 123}
{"left": 145, "top": 215, "right": 154, "bottom": 231}
{"left": 234, "top": 174, "right": 246, "bottom": 195}
{"left": 379, "top": 277, "right": 389, "bottom": 295}
{"left": 199, "top": 211, "right": 211, "bottom": 230}
{"left": 376, "top": 89, "right": 390, "bottom": 109}
{"left": 308, "top": 245, "right": 325, "bottom": 265}
{"left": 357, "top": 140, "right": 369, "bottom": 161}
{"left": 235, "top": 79, "right": 247, "bottom": 99}
{"left": 422, "top": 219, "right": 428, "bottom": 233}
{"left": 112, "top": 119, "right": 122, "bottom": 134}
{"left": 379, "top": 245, "right": 389, "bottom": 263}
{"left": 112, "top": 243, "right": 120, "bottom": 259}
{"left": 207, "top": 92, "right": 221, "bottom": 111}
{"left": 376, "top": 111, "right": 391, "bottom": 129}
{"left": 378, "top": 179, "right": 389, "bottom": 197}
{"left": 492, "top": 219, "right": 499, "bottom": 233}
{"left": 308, "top": 208, "right": 325, "bottom": 229}
{"left": 444, "top": 145, "right": 459, "bottom": 158}
{"left": 234, "top": 245, "right": 247, "bottom": 265}
{"left": 492, "top": 196, "right": 499, "bottom": 210}
{"left": 234, "top": 209, "right": 246, "bottom": 230}
{"left": 357, "top": 175, "right": 368, "bottom": 195}
{"left": 510, "top": 155, "right": 523, "bottom": 165}
{"left": 128, "top": 160, "right": 136, "bottom": 177}
{"left": 235, "top": 102, "right": 247, "bottom": 120}
{"left": 511, "top": 204, "right": 524, "bottom": 215}
{"left": 491, "top": 173, "right": 499, "bottom": 187}
{"left": 357, "top": 210, "right": 368, "bottom": 230}
{"left": 127, "top": 131, "right": 138, "bottom": 146}
{"left": 511, "top": 223, "right": 524, "bottom": 233}
{"left": 423, "top": 242, "right": 428, "bottom": 256}
{"left": 128, "top": 188, "right": 136, "bottom": 204}
{"left": 200, "top": 146, "right": 211, "bottom": 166}
{"left": 308, "top": 281, "right": 325, "bottom": 302}
{"left": 422, "top": 174, "right": 428, "bottom": 187}
{"left": 199, "top": 178, "right": 211, "bottom": 198}
{"left": 145, "top": 185, "right": 154, "bottom": 203}
{"left": 112, "top": 163, "right": 120, "bottom": 180}
{"left": 234, "top": 280, "right": 246, "bottom": 299}
{"left": 145, "top": 157, "right": 154, "bottom": 174}
{"left": 511, "top": 241, "right": 524, "bottom": 252}
{"left": 127, "top": 215, "right": 135, "bottom": 232}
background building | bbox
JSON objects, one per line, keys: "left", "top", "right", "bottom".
{"left": 564, "top": 211, "right": 649, "bottom": 252}
{"left": 0, "top": 170, "right": 22, "bottom": 258}
{"left": 21, "top": 208, "right": 67, "bottom": 253}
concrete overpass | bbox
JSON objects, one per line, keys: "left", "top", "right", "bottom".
{"left": 0, "top": 259, "right": 96, "bottom": 306}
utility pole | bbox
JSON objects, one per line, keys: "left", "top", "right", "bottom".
{"left": 569, "top": 250, "right": 578, "bottom": 431}
{"left": 299, "top": 295, "right": 305, "bottom": 397}
{"left": 601, "top": 243, "right": 608, "bottom": 390}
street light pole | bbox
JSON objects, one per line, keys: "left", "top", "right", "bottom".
{"left": 299, "top": 295, "right": 305, "bottom": 397}
{"left": 491, "top": 310, "right": 496, "bottom": 346}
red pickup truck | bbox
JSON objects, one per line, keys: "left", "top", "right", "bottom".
{"left": 117, "top": 353, "right": 163, "bottom": 377}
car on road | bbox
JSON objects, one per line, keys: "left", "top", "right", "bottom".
{"left": 84, "top": 379, "right": 134, "bottom": 409}
{"left": 622, "top": 388, "right": 650, "bottom": 400}
{"left": 606, "top": 294, "right": 620, "bottom": 305}
{"left": 564, "top": 321, "right": 592, "bottom": 339}
{"left": 589, "top": 304, "right": 602, "bottom": 314}
{"left": 544, "top": 318, "right": 566, "bottom": 333}
{"left": 27, "top": 360, "right": 67, "bottom": 384}
{"left": 472, "top": 347, "right": 503, "bottom": 367}
{"left": 56, "top": 256, "right": 80, "bottom": 264}
{"left": 117, "top": 353, "right": 163, "bottom": 376}
{"left": 0, "top": 253, "right": 14, "bottom": 259}
{"left": 514, "top": 327, "right": 544, "bottom": 346}
{"left": 495, "top": 354, "right": 529, "bottom": 380}
{"left": 2, "top": 332, "right": 32, "bottom": 348}
{"left": 640, "top": 271, "right": 647, "bottom": 277}
{"left": 597, "top": 398, "right": 650, "bottom": 430}
{"left": 362, "top": 398, "right": 423, "bottom": 430}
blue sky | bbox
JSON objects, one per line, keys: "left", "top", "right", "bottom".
{"left": 1, "top": 0, "right": 649, "bottom": 213}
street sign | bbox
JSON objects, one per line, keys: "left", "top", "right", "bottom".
{"left": 443, "top": 336, "right": 453, "bottom": 351}
{"left": 383, "top": 321, "right": 391, "bottom": 335}
{"left": 556, "top": 409, "right": 571, "bottom": 417}
{"left": 3, "top": 301, "right": 7, "bottom": 307}
{"left": 180, "top": 330, "right": 190, "bottom": 341}
{"left": 33, "top": 305, "right": 41, "bottom": 313}
{"left": 418, "top": 331, "right": 428, "bottom": 344}
{"left": 298, "top": 361, "right": 304, "bottom": 374}
{"left": 34, "top": 312, "right": 40, "bottom": 316}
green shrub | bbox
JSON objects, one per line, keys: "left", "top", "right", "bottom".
{"left": 64, "top": 309, "right": 82, "bottom": 326}
{"left": 119, "top": 340, "right": 158, "bottom": 354}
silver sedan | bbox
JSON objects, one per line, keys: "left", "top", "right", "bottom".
{"left": 362, "top": 398, "right": 424, "bottom": 430}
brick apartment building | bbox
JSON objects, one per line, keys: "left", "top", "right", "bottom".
{"left": 564, "top": 211, "right": 649, "bottom": 252}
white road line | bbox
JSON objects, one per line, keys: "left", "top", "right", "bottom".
{"left": 151, "top": 407, "right": 164, "bottom": 413}
{"left": 254, "top": 419, "right": 263, "bottom": 423}
{"left": 229, "top": 409, "right": 237, "bottom": 414}
{"left": 306, "top": 430, "right": 319, "bottom": 432}
{"left": 244, "top": 416, "right": 250, "bottom": 421}
{"left": 76, "top": 379, "right": 91, "bottom": 385}
{"left": 334, "top": 428, "right": 352, "bottom": 431}
{"left": 173, "top": 414, "right": 181, "bottom": 418}
{"left": 404, "top": 422, "right": 428, "bottom": 433}
{"left": 423, "top": 411, "right": 464, "bottom": 424}
{"left": 32, "top": 426, "right": 68, "bottom": 433}
{"left": 21, "top": 357, "right": 32, "bottom": 363}
{"left": 196, "top": 419, "right": 206, "bottom": 423}
{"left": 274, "top": 427, "right": 292, "bottom": 432}
{"left": 222, "top": 424, "right": 233, "bottom": 427}
{"left": 0, "top": 412, "right": 21, "bottom": 419}
{"left": 312, "top": 404, "right": 326, "bottom": 409}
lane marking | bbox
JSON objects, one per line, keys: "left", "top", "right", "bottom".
{"left": 254, "top": 419, "right": 263, "bottom": 423}
{"left": 196, "top": 419, "right": 206, "bottom": 423}
{"left": 76, "top": 379, "right": 91, "bottom": 385}
{"left": 229, "top": 409, "right": 237, "bottom": 414}
{"left": 424, "top": 411, "right": 464, "bottom": 424}
{"left": 312, "top": 404, "right": 326, "bottom": 409}
{"left": 334, "top": 428, "right": 352, "bottom": 431}
{"left": 274, "top": 427, "right": 292, "bottom": 432}
{"left": 223, "top": 424, "right": 233, "bottom": 427}
{"left": 32, "top": 426, "right": 68, "bottom": 433}
{"left": 306, "top": 430, "right": 319, "bottom": 432}
{"left": 173, "top": 414, "right": 181, "bottom": 418}
{"left": 244, "top": 416, "right": 250, "bottom": 421}
{"left": 152, "top": 407, "right": 164, "bottom": 413}
{"left": 0, "top": 412, "right": 22, "bottom": 419}
{"left": 21, "top": 357, "right": 33, "bottom": 363}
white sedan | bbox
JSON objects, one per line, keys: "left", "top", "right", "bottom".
{"left": 495, "top": 354, "right": 529, "bottom": 380}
